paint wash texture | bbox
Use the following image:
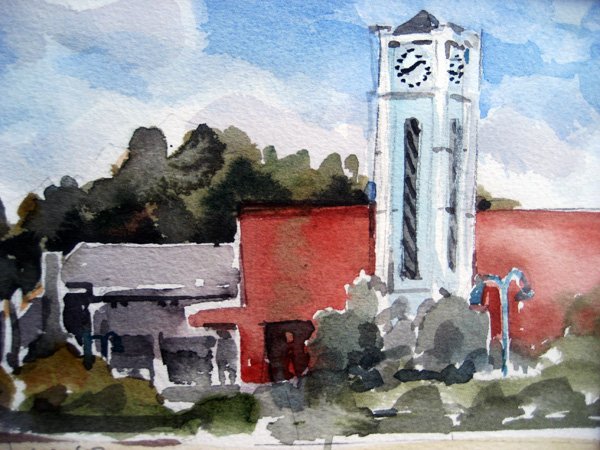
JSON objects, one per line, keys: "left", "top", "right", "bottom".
{"left": 0, "top": 1, "right": 599, "bottom": 448}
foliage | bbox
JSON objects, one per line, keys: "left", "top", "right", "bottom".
{"left": 1, "top": 123, "right": 367, "bottom": 301}
{"left": 267, "top": 401, "right": 377, "bottom": 445}
{"left": 378, "top": 385, "right": 453, "bottom": 433}
{"left": 0, "top": 366, "right": 15, "bottom": 408}
{"left": 308, "top": 275, "right": 384, "bottom": 394}
{"left": 0, "top": 198, "right": 9, "bottom": 239}
{"left": 564, "top": 286, "right": 600, "bottom": 337}
{"left": 459, "top": 377, "right": 592, "bottom": 431}
{"left": 356, "top": 335, "right": 600, "bottom": 434}
{"left": 476, "top": 185, "right": 521, "bottom": 211}
{"left": 197, "top": 157, "right": 293, "bottom": 242}
{"left": 165, "top": 124, "right": 226, "bottom": 193}
{"left": 179, "top": 393, "right": 260, "bottom": 436}
{"left": 0, "top": 231, "right": 42, "bottom": 298}
{"left": 10, "top": 343, "right": 261, "bottom": 435}
{"left": 17, "top": 345, "right": 168, "bottom": 416}
{"left": 409, "top": 295, "right": 490, "bottom": 372}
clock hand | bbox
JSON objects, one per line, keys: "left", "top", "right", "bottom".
{"left": 399, "top": 60, "right": 426, "bottom": 75}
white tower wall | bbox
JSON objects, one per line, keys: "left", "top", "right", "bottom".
{"left": 372, "top": 13, "right": 481, "bottom": 313}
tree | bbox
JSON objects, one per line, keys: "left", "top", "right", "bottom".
{"left": 476, "top": 185, "right": 520, "bottom": 211}
{"left": 344, "top": 154, "right": 360, "bottom": 184}
{"left": 216, "top": 126, "right": 262, "bottom": 165}
{"left": 263, "top": 149, "right": 321, "bottom": 200}
{"left": 198, "top": 157, "right": 292, "bottom": 243}
{"left": 0, "top": 197, "right": 9, "bottom": 238}
{"left": 3, "top": 123, "right": 369, "bottom": 302}
{"left": 0, "top": 231, "right": 42, "bottom": 298}
{"left": 18, "top": 177, "right": 87, "bottom": 251}
{"left": 166, "top": 124, "right": 225, "bottom": 193}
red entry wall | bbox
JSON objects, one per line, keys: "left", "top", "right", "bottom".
{"left": 188, "top": 205, "right": 375, "bottom": 383}
{"left": 475, "top": 210, "right": 600, "bottom": 356}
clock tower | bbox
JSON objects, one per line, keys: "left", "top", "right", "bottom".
{"left": 371, "top": 11, "right": 481, "bottom": 313}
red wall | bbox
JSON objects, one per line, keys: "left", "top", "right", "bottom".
{"left": 190, "top": 207, "right": 600, "bottom": 383}
{"left": 188, "top": 205, "right": 375, "bottom": 383}
{"left": 475, "top": 210, "right": 600, "bottom": 355}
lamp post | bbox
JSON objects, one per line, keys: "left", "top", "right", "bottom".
{"left": 469, "top": 268, "right": 534, "bottom": 376}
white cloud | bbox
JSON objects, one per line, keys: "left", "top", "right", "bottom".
{"left": 478, "top": 152, "right": 600, "bottom": 209}
{"left": 478, "top": 106, "right": 600, "bottom": 209}
{"left": 192, "top": 95, "right": 368, "bottom": 167}
{"left": 0, "top": 0, "right": 202, "bottom": 67}
{"left": 483, "top": 75, "right": 597, "bottom": 139}
{"left": 479, "top": 107, "right": 587, "bottom": 177}
{"left": 0, "top": 0, "right": 597, "bottom": 222}
{"left": 537, "top": 27, "right": 592, "bottom": 64}
{"left": 348, "top": 0, "right": 594, "bottom": 63}
{"left": 44, "top": 0, "right": 121, "bottom": 11}
{"left": 0, "top": 0, "right": 368, "bottom": 222}
{"left": 552, "top": 0, "right": 596, "bottom": 26}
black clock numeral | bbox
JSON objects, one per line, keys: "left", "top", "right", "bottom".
{"left": 398, "top": 60, "right": 426, "bottom": 75}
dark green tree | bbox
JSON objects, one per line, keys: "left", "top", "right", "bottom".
{"left": 0, "top": 231, "right": 42, "bottom": 298}
{"left": 18, "top": 177, "right": 87, "bottom": 251}
{"left": 166, "top": 124, "right": 226, "bottom": 193}
{"left": 0, "top": 197, "right": 9, "bottom": 238}
{"left": 198, "top": 157, "right": 292, "bottom": 243}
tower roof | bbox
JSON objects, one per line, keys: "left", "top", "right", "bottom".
{"left": 393, "top": 10, "right": 440, "bottom": 35}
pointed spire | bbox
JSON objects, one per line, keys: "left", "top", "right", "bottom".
{"left": 393, "top": 10, "right": 439, "bottom": 35}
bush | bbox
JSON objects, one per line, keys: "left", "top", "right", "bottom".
{"left": 0, "top": 366, "right": 15, "bottom": 408}
{"left": 179, "top": 393, "right": 259, "bottom": 436}
{"left": 308, "top": 274, "right": 385, "bottom": 393}
{"left": 564, "top": 287, "right": 600, "bottom": 337}
{"left": 17, "top": 344, "right": 168, "bottom": 416}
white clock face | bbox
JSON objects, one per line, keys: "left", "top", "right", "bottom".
{"left": 448, "top": 47, "right": 469, "bottom": 85}
{"left": 394, "top": 44, "right": 432, "bottom": 89}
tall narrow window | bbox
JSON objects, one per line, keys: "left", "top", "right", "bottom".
{"left": 447, "top": 119, "right": 463, "bottom": 271}
{"left": 401, "top": 118, "right": 421, "bottom": 279}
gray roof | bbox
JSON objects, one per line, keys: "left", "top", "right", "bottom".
{"left": 394, "top": 10, "right": 440, "bottom": 35}
{"left": 61, "top": 243, "right": 239, "bottom": 299}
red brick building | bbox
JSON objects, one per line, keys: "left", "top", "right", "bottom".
{"left": 189, "top": 205, "right": 375, "bottom": 384}
{"left": 475, "top": 210, "right": 600, "bottom": 356}
{"left": 189, "top": 206, "right": 600, "bottom": 383}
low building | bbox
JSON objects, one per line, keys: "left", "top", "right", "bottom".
{"left": 44, "top": 242, "right": 241, "bottom": 394}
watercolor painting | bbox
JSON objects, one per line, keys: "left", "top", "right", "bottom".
{"left": 0, "top": 1, "right": 599, "bottom": 448}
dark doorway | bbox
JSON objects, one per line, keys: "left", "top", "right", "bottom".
{"left": 264, "top": 320, "right": 315, "bottom": 382}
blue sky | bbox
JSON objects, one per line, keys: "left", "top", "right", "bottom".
{"left": 0, "top": 0, "right": 598, "bottom": 220}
